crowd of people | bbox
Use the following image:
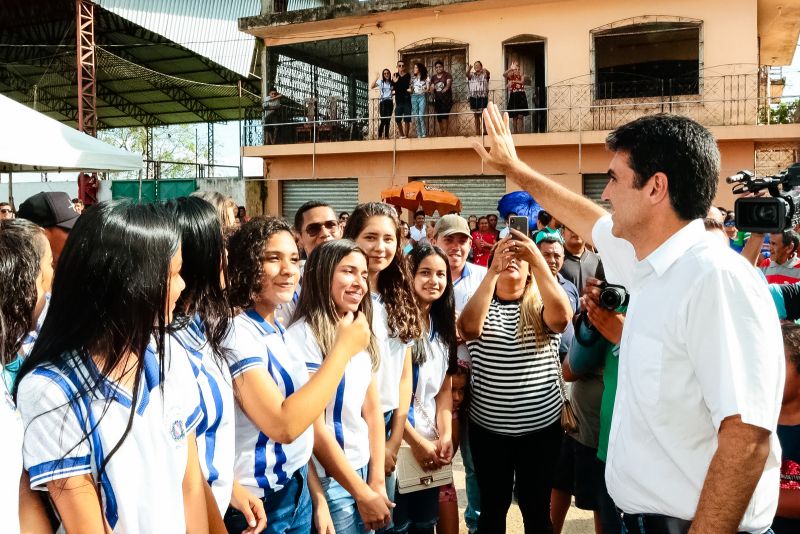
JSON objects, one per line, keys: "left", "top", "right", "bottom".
{"left": 0, "top": 103, "right": 798, "bottom": 534}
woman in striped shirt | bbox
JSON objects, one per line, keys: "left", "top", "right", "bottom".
{"left": 458, "top": 230, "right": 572, "bottom": 533}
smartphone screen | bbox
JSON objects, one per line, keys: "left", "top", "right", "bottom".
{"left": 509, "top": 215, "right": 529, "bottom": 239}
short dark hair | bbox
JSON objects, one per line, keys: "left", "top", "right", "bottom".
{"left": 783, "top": 322, "right": 800, "bottom": 374}
{"left": 339, "top": 211, "right": 349, "bottom": 218}
{"left": 538, "top": 210, "right": 552, "bottom": 225}
{"left": 415, "top": 209, "right": 425, "bottom": 218}
{"left": 72, "top": 198, "right": 82, "bottom": 204}
{"left": 435, "top": 60, "right": 444, "bottom": 67}
{"left": 0, "top": 201, "right": 11, "bottom": 208}
{"left": 294, "top": 201, "right": 332, "bottom": 232}
{"left": 605, "top": 114, "right": 720, "bottom": 221}
{"left": 779, "top": 230, "right": 800, "bottom": 253}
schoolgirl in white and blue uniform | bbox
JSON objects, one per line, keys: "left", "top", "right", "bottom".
{"left": 343, "top": 203, "right": 422, "bottom": 515}
{"left": 284, "top": 238, "right": 387, "bottom": 534}
{"left": 0, "top": 219, "right": 54, "bottom": 534}
{"left": 14, "top": 201, "right": 208, "bottom": 533}
{"left": 224, "top": 218, "right": 370, "bottom": 534}
{"left": 165, "top": 196, "right": 236, "bottom": 515}
{"left": 390, "top": 244, "right": 457, "bottom": 534}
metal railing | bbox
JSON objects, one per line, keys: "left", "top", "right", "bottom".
{"left": 242, "top": 73, "right": 796, "bottom": 147}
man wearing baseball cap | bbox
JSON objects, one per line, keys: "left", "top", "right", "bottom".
{"left": 431, "top": 213, "right": 486, "bottom": 534}
{"left": 17, "top": 191, "right": 79, "bottom": 265}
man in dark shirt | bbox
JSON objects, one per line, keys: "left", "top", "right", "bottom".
{"left": 560, "top": 226, "right": 604, "bottom": 295}
{"left": 393, "top": 60, "right": 411, "bottom": 139}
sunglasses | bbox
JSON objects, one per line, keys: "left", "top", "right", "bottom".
{"left": 723, "top": 221, "right": 736, "bottom": 227}
{"left": 397, "top": 64, "right": 404, "bottom": 67}
{"left": 304, "top": 220, "right": 339, "bottom": 237}
{"left": 0, "top": 208, "right": 12, "bottom": 214}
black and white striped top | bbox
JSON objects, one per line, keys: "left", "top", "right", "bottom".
{"left": 467, "top": 297, "right": 562, "bottom": 435}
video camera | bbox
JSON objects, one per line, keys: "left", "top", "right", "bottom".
{"left": 729, "top": 163, "right": 800, "bottom": 233}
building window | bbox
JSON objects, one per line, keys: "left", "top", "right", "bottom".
{"left": 400, "top": 39, "right": 469, "bottom": 102}
{"left": 593, "top": 22, "right": 701, "bottom": 99}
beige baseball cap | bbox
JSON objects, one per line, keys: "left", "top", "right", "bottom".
{"left": 434, "top": 214, "right": 471, "bottom": 238}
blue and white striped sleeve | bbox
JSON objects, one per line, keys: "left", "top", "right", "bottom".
{"left": 225, "top": 325, "right": 268, "bottom": 379}
{"left": 17, "top": 371, "right": 93, "bottom": 490}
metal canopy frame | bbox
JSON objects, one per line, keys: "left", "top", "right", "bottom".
{"left": 0, "top": 0, "right": 261, "bottom": 129}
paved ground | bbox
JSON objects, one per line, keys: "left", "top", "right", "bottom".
{"left": 450, "top": 451, "right": 595, "bottom": 534}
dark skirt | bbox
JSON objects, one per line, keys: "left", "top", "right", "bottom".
{"left": 507, "top": 90, "right": 530, "bottom": 118}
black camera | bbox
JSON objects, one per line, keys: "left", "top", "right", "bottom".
{"left": 598, "top": 282, "right": 629, "bottom": 312}
{"left": 730, "top": 163, "right": 800, "bottom": 233}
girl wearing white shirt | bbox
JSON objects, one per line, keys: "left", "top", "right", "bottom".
{"left": 343, "top": 203, "right": 422, "bottom": 518}
{"left": 15, "top": 201, "right": 217, "bottom": 534}
{"left": 374, "top": 69, "right": 394, "bottom": 139}
{"left": 224, "top": 218, "right": 372, "bottom": 534}
{"left": 0, "top": 219, "right": 53, "bottom": 534}
{"left": 286, "top": 239, "right": 391, "bottom": 534}
{"left": 390, "top": 244, "right": 456, "bottom": 534}
{"left": 409, "top": 63, "right": 430, "bottom": 138}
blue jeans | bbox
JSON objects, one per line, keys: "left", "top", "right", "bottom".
{"left": 460, "top": 419, "right": 480, "bottom": 532}
{"left": 224, "top": 466, "right": 311, "bottom": 534}
{"left": 380, "top": 411, "right": 397, "bottom": 533}
{"left": 321, "top": 465, "right": 373, "bottom": 534}
{"left": 411, "top": 94, "right": 427, "bottom": 137}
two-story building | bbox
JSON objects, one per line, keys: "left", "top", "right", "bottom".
{"left": 239, "top": 0, "right": 800, "bottom": 220}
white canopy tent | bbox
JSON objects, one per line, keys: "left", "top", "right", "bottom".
{"left": 0, "top": 93, "right": 143, "bottom": 205}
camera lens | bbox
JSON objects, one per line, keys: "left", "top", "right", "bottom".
{"left": 752, "top": 204, "right": 777, "bottom": 225}
{"left": 599, "top": 290, "right": 621, "bottom": 310}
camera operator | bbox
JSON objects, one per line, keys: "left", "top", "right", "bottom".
{"left": 473, "top": 103, "right": 783, "bottom": 534}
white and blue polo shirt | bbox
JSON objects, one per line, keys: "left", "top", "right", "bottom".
{"left": 409, "top": 330, "right": 450, "bottom": 441}
{"left": 453, "top": 263, "right": 487, "bottom": 363}
{"left": 226, "top": 310, "right": 314, "bottom": 497}
{"left": 371, "top": 292, "right": 413, "bottom": 413}
{"left": 284, "top": 318, "right": 373, "bottom": 477}
{"left": 0, "top": 378, "right": 23, "bottom": 534}
{"left": 173, "top": 315, "right": 235, "bottom": 515}
{"left": 17, "top": 337, "right": 202, "bottom": 534}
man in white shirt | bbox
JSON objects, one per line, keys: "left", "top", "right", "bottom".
{"left": 473, "top": 103, "right": 783, "bottom": 534}
{"left": 409, "top": 210, "right": 428, "bottom": 247}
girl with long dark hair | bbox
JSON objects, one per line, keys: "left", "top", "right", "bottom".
{"left": 343, "top": 202, "right": 422, "bottom": 521}
{"left": 375, "top": 68, "right": 394, "bottom": 139}
{"left": 15, "top": 200, "right": 212, "bottom": 533}
{"left": 223, "top": 218, "right": 372, "bottom": 534}
{"left": 0, "top": 219, "right": 53, "bottom": 533}
{"left": 409, "top": 63, "right": 430, "bottom": 138}
{"left": 389, "top": 244, "right": 456, "bottom": 534}
{"left": 286, "top": 239, "right": 391, "bottom": 534}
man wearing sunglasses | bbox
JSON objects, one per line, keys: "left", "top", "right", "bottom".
{"left": 0, "top": 201, "right": 14, "bottom": 219}
{"left": 294, "top": 200, "right": 342, "bottom": 263}
{"left": 393, "top": 61, "right": 411, "bottom": 139}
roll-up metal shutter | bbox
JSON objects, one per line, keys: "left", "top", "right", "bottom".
{"left": 281, "top": 178, "right": 359, "bottom": 220}
{"left": 582, "top": 173, "right": 610, "bottom": 209}
{"left": 414, "top": 176, "right": 506, "bottom": 221}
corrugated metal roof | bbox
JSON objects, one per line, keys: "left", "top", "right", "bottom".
{"left": 96, "top": 0, "right": 261, "bottom": 78}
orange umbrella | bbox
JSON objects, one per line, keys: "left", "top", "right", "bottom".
{"left": 380, "top": 181, "right": 462, "bottom": 216}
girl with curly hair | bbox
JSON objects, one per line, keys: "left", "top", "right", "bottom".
{"left": 224, "top": 218, "right": 373, "bottom": 534}
{"left": 0, "top": 219, "right": 53, "bottom": 533}
{"left": 343, "top": 202, "right": 422, "bottom": 520}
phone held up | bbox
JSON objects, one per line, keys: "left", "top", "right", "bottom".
{"left": 508, "top": 215, "right": 529, "bottom": 239}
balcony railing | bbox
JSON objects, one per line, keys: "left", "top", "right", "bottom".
{"left": 242, "top": 72, "right": 792, "bottom": 147}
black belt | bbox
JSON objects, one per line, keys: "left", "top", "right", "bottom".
{"left": 621, "top": 514, "right": 755, "bottom": 534}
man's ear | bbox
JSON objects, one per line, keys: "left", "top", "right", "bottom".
{"left": 648, "top": 172, "right": 670, "bottom": 207}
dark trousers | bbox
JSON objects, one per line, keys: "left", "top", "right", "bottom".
{"left": 379, "top": 99, "right": 394, "bottom": 138}
{"left": 469, "top": 420, "right": 563, "bottom": 534}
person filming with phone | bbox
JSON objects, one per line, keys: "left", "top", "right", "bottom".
{"left": 457, "top": 226, "right": 573, "bottom": 533}
{"left": 473, "top": 103, "right": 783, "bottom": 534}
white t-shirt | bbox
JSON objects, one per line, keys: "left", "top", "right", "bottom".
{"left": 226, "top": 310, "right": 314, "bottom": 497}
{"left": 0, "top": 379, "right": 22, "bottom": 534}
{"left": 410, "top": 332, "right": 450, "bottom": 441}
{"left": 285, "top": 318, "right": 373, "bottom": 477}
{"left": 593, "top": 215, "right": 783, "bottom": 532}
{"left": 410, "top": 225, "right": 428, "bottom": 245}
{"left": 371, "top": 292, "right": 412, "bottom": 412}
{"left": 453, "top": 262, "right": 487, "bottom": 363}
{"left": 18, "top": 337, "right": 201, "bottom": 534}
{"left": 173, "top": 316, "right": 235, "bottom": 514}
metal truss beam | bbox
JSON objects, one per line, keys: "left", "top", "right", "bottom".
{"left": 76, "top": 0, "right": 97, "bottom": 136}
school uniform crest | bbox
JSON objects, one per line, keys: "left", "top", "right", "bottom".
{"left": 170, "top": 418, "right": 186, "bottom": 441}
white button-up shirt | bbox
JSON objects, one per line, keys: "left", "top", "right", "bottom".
{"left": 593, "top": 215, "right": 783, "bottom": 533}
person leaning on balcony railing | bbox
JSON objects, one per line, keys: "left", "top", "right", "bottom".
{"left": 393, "top": 60, "right": 412, "bottom": 139}
{"left": 431, "top": 60, "right": 454, "bottom": 137}
{"left": 503, "top": 61, "right": 529, "bottom": 134}
{"left": 374, "top": 69, "right": 395, "bottom": 140}
{"left": 467, "top": 61, "right": 490, "bottom": 136}
{"left": 263, "top": 87, "right": 282, "bottom": 145}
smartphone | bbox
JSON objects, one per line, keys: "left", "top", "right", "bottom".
{"left": 508, "top": 215, "right": 529, "bottom": 239}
